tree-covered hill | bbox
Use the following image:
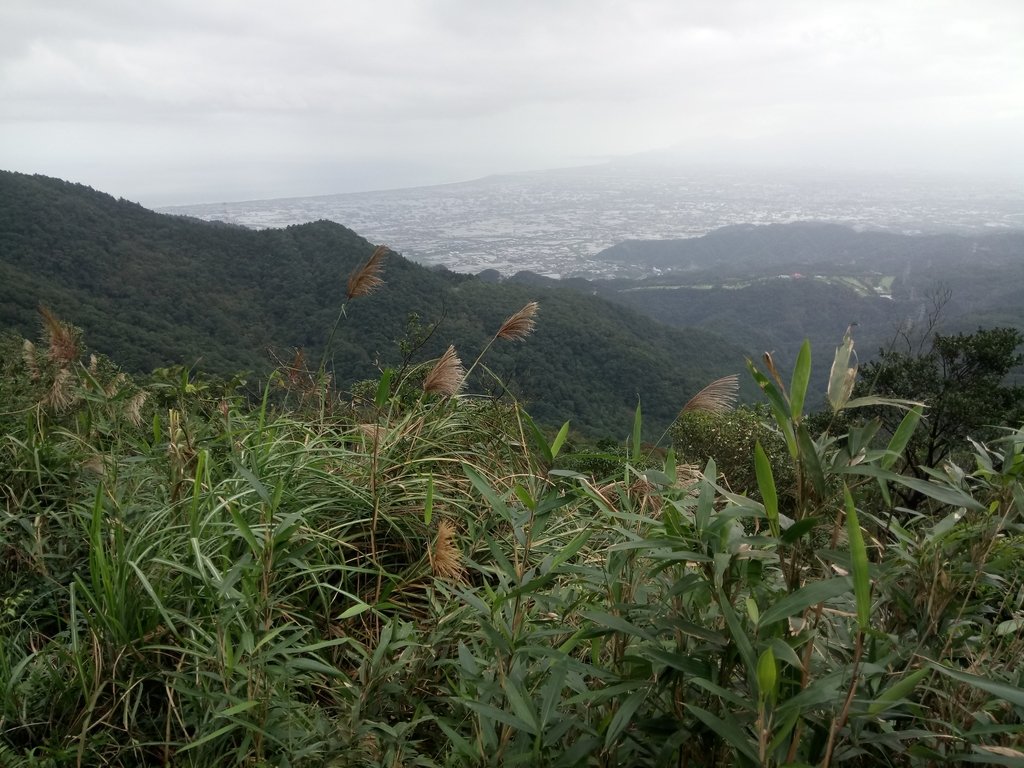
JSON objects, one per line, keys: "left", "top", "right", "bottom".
{"left": 0, "top": 170, "right": 751, "bottom": 437}
{"left": 586, "top": 222, "right": 1024, "bottom": 388}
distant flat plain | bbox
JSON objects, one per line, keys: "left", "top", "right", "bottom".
{"left": 162, "top": 164, "right": 1024, "bottom": 278}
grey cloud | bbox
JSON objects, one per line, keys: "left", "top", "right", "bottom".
{"left": 1, "top": 0, "right": 1022, "bottom": 203}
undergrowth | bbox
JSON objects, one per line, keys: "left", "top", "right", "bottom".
{"left": 1, "top": 275, "right": 1022, "bottom": 767}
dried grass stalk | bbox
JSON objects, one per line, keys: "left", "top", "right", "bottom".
{"left": 346, "top": 245, "right": 389, "bottom": 300}
{"left": 430, "top": 519, "right": 466, "bottom": 581}
{"left": 680, "top": 374, "right": 739, "bottom": 416}
{"left": 22, "top": 340, "right": 40, "bottom": 380}
{"left": 496, "top": 301, "right": 539, "bottom": 341}
{"left": 39, "top": 305, "right": 79, "bottom": 365}
{"left": 422, "top": 345, "right": 465, "bottom": 397}
{"left": 45, "top": 367, "right": 76, "bottom": 412}
{"left": 357, "top": 423, "right": 383, "bottom": 445}
{"left": 126, "top": 390, "right": 148, "bottom": 427}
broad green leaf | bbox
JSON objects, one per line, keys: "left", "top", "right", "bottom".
{"left": 423, "top": 474, "right": 434, "bottom": 525}
{"left": 789, "top": 339, "right": 812, "bottom": 422}
{"left": 867, "top": 667, "right": 930, "bottom": 715}
{"left": 540, "top": 662, "right": 568, "bottom": 729}
{"left": 719, "top": 596, "right": 756, "bottom": 684}
{"left": 523, "top": 411, "right": 553, "bottom": 466}
{"left": 755, "top": 441, "right": 780, "bottom": 538}
{"left": 550, "top": 420, "right": 571, "bottom": 460}
{"left": 464, "top": 464, "right": 513, "bottom": 520}
{"left": 461, "top": 700, "right": 535, "bottom": 735}
{"left": 881, "top": 406, "right": 923, "bottom": 470}
{"left": 781, "top": 516, "right": 820, "bottom": 544}
{"left": 604, "top": 689, "right": 647, "bottom": 749}
{"left": 838, "top": 464, "right": 985, "bottom": 511}
{"left": 844, "top": 485, "right": 872, "bottom": 631}
{"left": 545, "top": 529, "right": 592, "bottom": 572}
{"left": 758, "top": 577, "right": 853, "bottom": 628}
{"left": 748, "top": 359, "right": 797, "bottom": 456}
{"left": 641, "top": 647, "right": 712, "bottom": 677}
{"left": 757, "top": 646, "right": 777, "bottom": 704}
{"left": 769, "top": 637, "right": 803, "bottom": 669}
{"left": 996, "top": 618, "right": 1024, "bottom": 637}
{"left": 664, "top": 446, "right": 677, "bottom": 484}
{"left": 582, "top": 611, "right": 654, "bottom": 640}
{"left": 842, "top": 395, "right": 924, "bottom": 411}
{"left": 696, "top": 459, "right": 717, "bottom": 534}
{"left": 503, "top": 676, "right": 540, "bottom": 735}
{"left": 686, "top": 704, "right": 759, "bottom": 763}
{"left": 374, "top": 368, "right": 393, "bottom": 409}
{"left": 929, "top": 662, "right": 1024, "bottom": 708}
{"left": 797, "top": 425, "right": 827, "bottom": 500}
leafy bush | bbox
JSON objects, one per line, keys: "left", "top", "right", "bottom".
{"left": 3, "top": 303, "right": 1024, "bottom": 766}
{"left": 671, "top": 405, "right": 792, "bottom": 498}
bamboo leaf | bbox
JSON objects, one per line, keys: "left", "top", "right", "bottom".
{"left": 550, "top": 421, "right": 570, "bottom": 460}
{"left": 757, "top": 646, "right": 777, "bottom": 704}
{"left": 844, "top": 484, "right": 872, "bottom": 631}
{"left": 797, "top": 425, "right": 827, "bottom": 500}
{"left": 842, "top": 395, "right": 924, "bottom": 411}
{"left": 686, "top": 704, "right": 759, "bottom": 763}
{"left": 882, "top": 406, "right": 923, "bottom": 470}
{"left": 867, "top": 667, "right": 930, "bottom": 715}
{"left": 758, "top": 577, "right": 853, "bottom": 628}
{"left": 755, "top": 441, "right": 780, "bottom": 538}
{"left": 461, "top": 700, "right": 535, "bottom": 735}
{"left": 423, "top": 474, "right": 433, "bottom": 525}
{"left": 747, "top": 359, "right": 797, "bottom": 456}
{"left": 790, "top": 339, "right": 812, "bottom": 422}
{"left": 719, "top": 595, "right": 757, "bottom": 685}
{"left": 837, "top": 464, "right": 985, "bottom": 511}
{"left": 604, "top": 689, "right": 647, "bottom": 749}
{"left": 928, "top": 663, "right": 1024, "bottom": 708}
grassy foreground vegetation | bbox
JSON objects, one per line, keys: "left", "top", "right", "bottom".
{"left": 2, "top": 282, "right": 1024, "bottom": 766}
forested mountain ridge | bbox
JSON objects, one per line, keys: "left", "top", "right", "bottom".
{"left": 0, "top": 170, "right": 750, "bottom": 437}
{"left": 584, "top": 221, "right": 1024, "bottom": 386}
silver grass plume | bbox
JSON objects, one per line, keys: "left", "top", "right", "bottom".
{"left": 496, "top": 301, "right": 539, "bottom": 341}
{"left": 422, "top": 345, "right": 465, "bottom": 397}
{"left": 680, "top": 374, "right": 740, "bottom": 416}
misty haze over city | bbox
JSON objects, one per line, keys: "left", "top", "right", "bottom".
{"left": 2, "top": 1, "right": 1023, "bottom": 210}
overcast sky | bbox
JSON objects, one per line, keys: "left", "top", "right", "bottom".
{"left": 2, "top": 0, "right": 1022, "bottom": 205}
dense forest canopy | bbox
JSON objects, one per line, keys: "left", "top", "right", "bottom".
{"left": 0, "top": 170, "right": 753, "bottom": 437}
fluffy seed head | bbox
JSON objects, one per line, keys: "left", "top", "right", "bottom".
{"left": 126, "top": 390, "right": 148, "bottom": 427}
{"left": 680, "top": 374, "right": 740, "bottom": 416}
{"left": 430, "top": 519, "right": 466, "bottom": 582}
{"left": 346, "top": 245, "right": 388, "bottom": 300}
{"left": 45, "top": 367, "right": 76, "bottom": 412}
{"left": 422, "top": 345, "right": 465, "bottom": 397}
{"left": 22, "top": 340, "right": 40, "bottom": 380}
{"left": 39, "top": 305, "right": 79, "bottom": 365}
{"left": 496, "top": 301, "right": 539, "bottom": 341}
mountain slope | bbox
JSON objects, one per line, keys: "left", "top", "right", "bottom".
{"left": 0, "top": 170, "right": 751, "bottom": 437}
{"left": 589, "top": 222, "right": 1024, "bottom": 388}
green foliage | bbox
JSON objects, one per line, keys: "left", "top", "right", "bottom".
{"left": 0, "top": 170, "right": 749, "bottom": 438}
{"left": 671, "top": 405, "right": 792, "bottom": 498}
{"left": 857, "top": 326, "right": 1024, "bottom": 500}
{"left": 3, "top": 214, "right": 1024, "bottom": 765}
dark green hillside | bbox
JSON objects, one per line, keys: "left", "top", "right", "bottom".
{"left": 0, "top": 170, "right": 750, "bottom": 436}
{"left": 589, "top": 222, "right": 1024, "bottom": 388}
{"left": 596, "top": 221, "right": 1024, "bottom": 275}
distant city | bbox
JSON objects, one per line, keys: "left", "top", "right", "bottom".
{"left": 162, "top": 164, "right": 1024, "bottom": 279}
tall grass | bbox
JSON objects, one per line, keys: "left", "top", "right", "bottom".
{"left": 1, "top": 305, "right": 1022, "bottom": 766}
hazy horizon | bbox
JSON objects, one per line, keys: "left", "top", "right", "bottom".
{"left": 3, "top": 1, "right": 1023, "bottom": 207}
